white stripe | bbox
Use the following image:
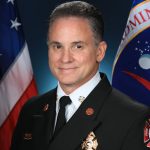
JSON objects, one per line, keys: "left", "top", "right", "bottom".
{"left": 0, "top": 43, "right": 33, "bottom": 126}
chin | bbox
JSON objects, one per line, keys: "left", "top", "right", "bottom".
{"left": 57, "top": 74, "right": 76, "bottom": 82}
{"left": 59, "top": 80, "right": 76, "bottom": 85}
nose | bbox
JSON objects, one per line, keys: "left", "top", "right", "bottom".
{"left": 61, "top": 49, "right": 73, "bottom": 63}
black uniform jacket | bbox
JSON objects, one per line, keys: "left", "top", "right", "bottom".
{"left": 11, "top": 73, "right": 150, "bottom": 150}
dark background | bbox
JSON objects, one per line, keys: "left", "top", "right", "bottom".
{"left": 16, "top": 0, "right": 132, "bottom": 94}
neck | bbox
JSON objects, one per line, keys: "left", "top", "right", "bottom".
{"left": 59, "top": 71, "right": 99, "bottom": 95}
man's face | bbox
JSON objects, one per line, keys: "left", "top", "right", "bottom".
{"left": 48, "top": 17, "right": 107, "bottom": 94}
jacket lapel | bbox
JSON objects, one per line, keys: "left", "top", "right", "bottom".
{"left": 42, "top": 91, "right": 56, "bottom": 144}
{"left": 48, "top": 73, "right": 112, "bottom": 150}
{"left": 29, "top": 89, "right": 57, "bottom": 148}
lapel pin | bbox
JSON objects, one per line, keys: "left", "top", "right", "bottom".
{"left": 81, "top": 131, "right": 98, "bottom": 150}
{"left": 23, "top": 133, "right": 32, "bottom": 140}
{"left": 85, "top": 107, "right": 94, "bottom": 116}
{"left": 79, "top": 96, "right": 85, "bottom": 103}
{"left": 43, "top": 104, "right": 49, "bottom": 112}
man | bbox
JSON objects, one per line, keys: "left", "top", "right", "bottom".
{"left": 11, "top": 1, "right": 150, "bottom": 150}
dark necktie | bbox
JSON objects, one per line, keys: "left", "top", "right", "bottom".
{"left": 53, "top": 96, "right": 71, "bottom": 137}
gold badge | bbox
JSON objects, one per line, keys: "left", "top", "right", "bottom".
{"left": 144, "top": 119, "right": 150, "bottom": 148}
{"left": 81, "top": 132, "right": 98, "bottom": 150}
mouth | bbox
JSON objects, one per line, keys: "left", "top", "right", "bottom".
{"left": 58, "top": 67, "right": 78, "bottom": 72}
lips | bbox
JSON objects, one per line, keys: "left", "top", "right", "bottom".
{"left": 59, "top": 66, "right": 78, "bottom": 70}
{"left": 59, "top": 68, "right": 76, "bottom": 70}
{"left": 58, "top": 67, "right": 78, "bottom": 73}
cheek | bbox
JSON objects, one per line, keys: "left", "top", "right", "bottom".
{"left": 48, "top": 52, "right": 58, "bottom": 64}
{"left": 48, "top": 53, "right": 57, "bottom": 71}
{"left": 81, "top": 52, "right": 97, "bottom": 64}
{"left": 48, "top": 51, "right": 52, "bottom": 63}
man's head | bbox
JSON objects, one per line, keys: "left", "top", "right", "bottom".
{"left": 48, "top": 1, "right": 104, "bottom": 46}
{"left": 47, "top": 1, "right": 107, "bottom": 94}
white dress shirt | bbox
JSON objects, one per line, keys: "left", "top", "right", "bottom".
{"left": 55, "top": 71, "right": 101, "bottom": 127}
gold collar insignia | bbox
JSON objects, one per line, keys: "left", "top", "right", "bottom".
{"left": 81, "top": 131, "right": 98, "bottom": 150}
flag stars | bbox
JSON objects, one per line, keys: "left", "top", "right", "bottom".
{"left": 145, "top": 41, "right": 149, "bottom": 44}
{"left": 0, "top": 53, "right": 3, "bottom": 56}
{"left": 10, "top": 18, "right": 21, "bottom": 30}
{"left": 134, "top": 40, "right": 150, "bottom": 56}
{"left": 7, "top": 0, "right": 14, "bottom": 5}
{"left": 137, "top": 40, "right": 140, "bottom": 44}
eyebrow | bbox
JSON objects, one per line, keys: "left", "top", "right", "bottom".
{"left": 71, "top": 41, "right": 86, "bottom": 45}
{"left": 47, "top": 41, "right": 61, "bottom": 46}
{"left": 47, "top": 40, "right": 87, "bottom": 46}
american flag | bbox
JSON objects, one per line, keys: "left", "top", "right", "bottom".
{"left": 112, "top": 0, "right": 150, "bottom": 105}
{"left": 0, "top": 0, "right": 38, "bottom": 149}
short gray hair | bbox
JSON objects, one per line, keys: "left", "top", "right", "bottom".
{"left": 48, "top": 1, "right": 104, "bottom": 45}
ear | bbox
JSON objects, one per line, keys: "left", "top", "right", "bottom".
{"left": 96, "top": 41, "right": 107, "bottom": 63}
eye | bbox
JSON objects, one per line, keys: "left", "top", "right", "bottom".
{"left": 76, "top": 44, "right": 82, "bottom": 49}
{"left": 54, "top": 44, "right": 62, "bottom": 49}
{"left": 50, "top": 43, "right": 62, "bottom": 50}
{"left": 72, "top": 43, "right": 84, "bottom": 50}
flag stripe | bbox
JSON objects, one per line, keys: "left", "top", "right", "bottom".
{"left": 0, "top": 1, "right": 38, "bottom": 150}
{"left": 123, "top": 71, "right": 150, "bottom": 91}
{"left": 0, "top": 78, "right": 37, "bottom": 150}
{"left": 0, "top": 43, "right": 33, "bottom": 126}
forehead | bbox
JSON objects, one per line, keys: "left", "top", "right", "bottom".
{"left": 49, "top": 17, "right": 93, "bottom": 33}
{"left": 48, "top": 17, "right": 94, "bottom": 40}
{"left": 49, "top": 16, "right": 91, "bottom": 27}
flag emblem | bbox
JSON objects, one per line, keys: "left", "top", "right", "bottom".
{"left": 112, "top": 0, "right": 150, "bottom": 105}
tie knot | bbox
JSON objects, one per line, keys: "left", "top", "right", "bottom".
{"left": 59, "top": 96, "right": 71, "bottom": 108}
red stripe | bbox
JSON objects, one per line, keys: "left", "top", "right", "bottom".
{"left": 0, "top": 78, "right": 38, "bottom": 150}
{"left": 123, "top": 71, "right": 150, "bottom": 91}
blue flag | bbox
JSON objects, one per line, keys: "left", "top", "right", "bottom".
{"left": 112, "top": 0, "right": 150, "bottom": 105}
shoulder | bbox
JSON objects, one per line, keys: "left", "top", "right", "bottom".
{"left": 99, "top": 72, "right": 149, "bottom": 117}
{"left": 99, "top": 87, "right": 150, "bottom": 140}
{"left": 110, "top": 88, "right": 148, "bottom": 112}
{"left": 105, "top": 87, "right": 149, "bottom": 121}
{"left": 98, "top": 87, "right": 149, "bottom": 149}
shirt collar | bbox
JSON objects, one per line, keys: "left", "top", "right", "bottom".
{"left": 57, "top": 71, "right": 101, "bottom": 108}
